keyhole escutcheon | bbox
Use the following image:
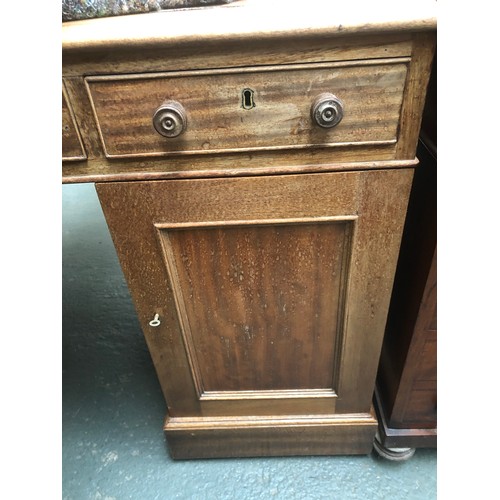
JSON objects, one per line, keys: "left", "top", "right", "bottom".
{"left": 242, "top": 88, "right": 255, "bottom": 110}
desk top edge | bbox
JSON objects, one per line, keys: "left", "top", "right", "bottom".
{"left": 62, "top": 0, "right": 437, "bottom": 53}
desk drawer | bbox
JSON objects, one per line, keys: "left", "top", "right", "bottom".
{"left": 62, "top": 87, "right": 86, "bottom": 161}
{"left": 86, "top": 60, "right": 408, "bottom": 159}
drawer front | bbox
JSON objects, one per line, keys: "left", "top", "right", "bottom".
{"left": 62, "top": 88, "right": 86, "bottom": 161}
{"left": 86, "top": 60, "right": 408, "bottom": 159}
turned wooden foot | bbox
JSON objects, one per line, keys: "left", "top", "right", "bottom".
{"left": 373, "top": 432, "right": 416, "bottom": 461}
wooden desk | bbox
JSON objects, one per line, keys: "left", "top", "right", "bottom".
{"left": 62, "top": 0, "right": 436, "bottom": 459}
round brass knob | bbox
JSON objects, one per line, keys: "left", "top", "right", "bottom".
{"left": 311, "top": 93, "right": 344, "bottom": 128}
{"left": 152, "top": 100, "right": 187, "bottom": 138}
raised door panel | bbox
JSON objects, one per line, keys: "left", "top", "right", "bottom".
{"left": 96, "top": 169, "right": 413, "bottom": 418}
{"left": 158, "top": 219, "right": 351, "bottom": 399}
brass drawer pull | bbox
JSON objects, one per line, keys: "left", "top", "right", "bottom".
{"left": 311, "top": 93, "right": 344, "bottom": 128}
{"left": 153, "top": 100, "right": 187, "bottom": 138}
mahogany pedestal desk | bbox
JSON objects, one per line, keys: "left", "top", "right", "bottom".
{"left": 62, "top": 1, "right": 436, "bottom": 459}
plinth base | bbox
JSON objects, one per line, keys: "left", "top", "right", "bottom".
{"left": 164, "top": 409, "right": 378, "bottom": 459}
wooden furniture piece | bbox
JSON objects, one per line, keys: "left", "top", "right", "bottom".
{"left": 62, "top": 0, "right": 436, "bottom": 459}
{"left": 374, "top": 58, "right": 437, "bottom": 457}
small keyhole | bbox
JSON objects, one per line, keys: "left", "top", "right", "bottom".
{"left": 242, "top": 88, "right": 255, "bottom": 110}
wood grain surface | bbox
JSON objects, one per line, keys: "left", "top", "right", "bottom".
{"left": 86, "top": 61, "right": 408, "bottom": 158}
{"left": 164, "top": 411, "right": 378, "bottom": 458}
{"left": 64, "top": 1, "right": 436, "bottom": 457}
{"left": 62, "top": 85, "right": 86, "bottom": 161}
{"left": 96, "top": 168, "right": 413, "bottom": 419}
{"left": 375, "top": 96, "right": 437, "bottom": 447}
{"left": 157, "top": 219, "right": 352, "bottom": 395}
{"left": 62, "top": 0, "right": 436, "bottom": 54}
{"left": 63, "top": 29, "right": 435, "bottom": 182}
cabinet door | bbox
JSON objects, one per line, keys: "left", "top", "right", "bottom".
{"left": 96, "top": 169, "right": 413, "bottom": 418}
